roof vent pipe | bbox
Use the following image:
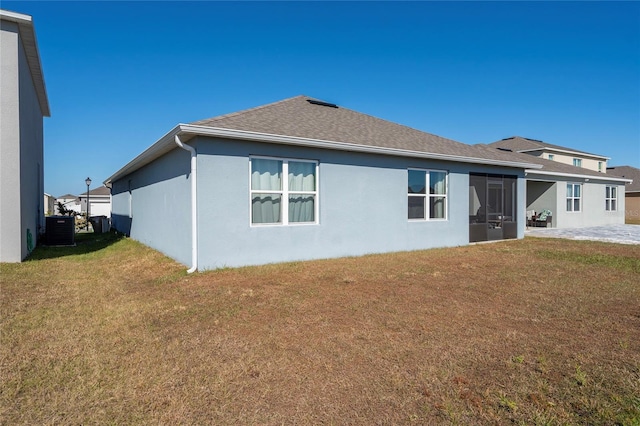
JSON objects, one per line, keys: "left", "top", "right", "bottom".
{"left": 175, "top": 134, "right": 198, "bottom": 273}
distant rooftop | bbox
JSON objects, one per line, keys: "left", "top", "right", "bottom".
{"left": 607, "top": 165, "right": 640, "bottom": 192}
{"left": 488, "top": 136, "right": 609, "bottom": 160}
{"left": 477, "top": 143, "right": 630, "bottom": 183}
{"left": 79, "top": 185, "right": 110, "bottom": 197}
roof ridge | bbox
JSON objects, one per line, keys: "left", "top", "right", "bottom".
{"left": 193, "top": 95, "right": 461, "bottom": 146}
{"left": 195, "top": 95, "right": 477, "bottom": 151}
{"left": 191, "top": 95, "right": 312, "bottom": 125}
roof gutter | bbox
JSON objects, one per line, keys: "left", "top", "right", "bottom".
{"left": 178, "top": 124, "right": 543, "bottom": 170}
{"left": 104, "top": 124, "right": 542, "bottom": 186}
{"left": 518, "top": 147, "right": 609, "bottom": 161}
{"left": 526, "top": 169, "right": 632, "bottom": 183}
{"left": 174, "top": 134, "right": 198, "bottom": 274}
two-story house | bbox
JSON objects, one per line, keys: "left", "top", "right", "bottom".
{"left": 0, "top": 9, "right": 50, "bottom": 262}
{"left": 490, "top": 136, "right": 609, "bottom": 173}
{"left": 486, "top": 137, "right": 629, "bottom": 229}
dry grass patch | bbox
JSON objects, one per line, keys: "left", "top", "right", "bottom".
{"left": 2, "top": 234, "right": 639, "bottom": 424}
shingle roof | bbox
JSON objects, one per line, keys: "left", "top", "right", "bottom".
{"left": 488, "top": 136, "right": 608, "bottom": 159}
{"left": 607, "top": 166, "right": 640, "bottom": 192}
{"left": 56, "top": 194, "right": 78, "bottom": 200}
{"left": 79, "top": 185, "right": 111, "bottom": 197}
{"left": 106, "top": 96, "right": 543, "bottom": 185}
{"left": 190, "top": 95, "right": 535, "bottom": 165}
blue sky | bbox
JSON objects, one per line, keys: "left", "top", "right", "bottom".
{"left": 5, "top": 1, "right": 640, "bottom": 197}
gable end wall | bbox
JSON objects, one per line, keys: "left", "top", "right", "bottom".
{"left": 111, "top": 147, "right": 192, "bottom": 266}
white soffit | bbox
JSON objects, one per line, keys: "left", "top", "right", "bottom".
{"left": 1, "top": 9, "right": 50, "bottom": 117}
{"left": 105, "top": 124, "right": 541, "bottom": 184}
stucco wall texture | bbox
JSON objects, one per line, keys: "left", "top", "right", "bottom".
{"left": 112, "top": 137, "right": 526, "bottom": 270}
{"left": 0, "top": 19, "right": 45, "bottom": 262}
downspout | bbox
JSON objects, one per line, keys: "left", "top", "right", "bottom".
{"left": 175, "top": 134, "right": 198, "bottom": 273}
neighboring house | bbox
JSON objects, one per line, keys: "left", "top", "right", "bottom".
{"left": 0, "top": 9, "right": 50, "bottom": 262}
{"left": 105, "top": 95, "right": 540, "bottom": 271}
{"left": 490, "top": 136, "right": 609, "bottom": 173}
{"left": 607, "top": 166, "right": 640, "bottom": 222}
{"left": 484, "top": 138, "right": 629, "bottom": 229}
{"left": 78, "top": 185, "right": 112, "bottom": 218}
{"left": 43, "top": 193, "right": 55, "bottom": 216}
{"left": 55, "top": 194, "right": 81, "bottom": 215}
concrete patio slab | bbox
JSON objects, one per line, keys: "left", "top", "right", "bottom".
{"left": 526, "top": 224, "right": 640, "bottom": 245}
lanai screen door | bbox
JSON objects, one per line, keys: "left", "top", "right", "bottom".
{"left": 469, "top": 173, "right": 518, "bottom": 242}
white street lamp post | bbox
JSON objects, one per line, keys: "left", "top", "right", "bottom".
{"left": 85, "top": 177, "right": 91, "bottom": 231}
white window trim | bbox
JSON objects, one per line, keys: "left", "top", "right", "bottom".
{"left": 249, "top": 156, "right": 319, "bottom": 226}
{"left": 566, "top": 182, "right": 582, "bottom": 213}
{"left": 407, "top": 168, "right": 448, "bottom": 221}
{"left": 605, "top": 185, "right": 617, "bottom": 211}
{"left": 573, "top": 158, "right": 582, "bottom": 167}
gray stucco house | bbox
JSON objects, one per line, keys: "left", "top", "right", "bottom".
{"left": 105, "top": 96, "right": 540, "bottom": 271}
{"left": 485, "top": 137, "right": 629, "bottom": 229}
{"left": 0, "top": 10, "right": 50, "bottom": 262}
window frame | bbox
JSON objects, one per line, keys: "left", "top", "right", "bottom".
{"left": 573, "top": 158, "right": 582, "bottom": 167}
{"left": 249, "top": 156, "right": 319, "bottom": 227}
{"left": 548, "top": 154, "right": 555, "bottom": 161}
{"left": 407, "top": 168, "right": 448, "bottom": 221}
{"left": 605, "top": 185, "right": 617, "bottom": 211}
{"left": 566, "top": 182, "right": 582, "bottom": 212}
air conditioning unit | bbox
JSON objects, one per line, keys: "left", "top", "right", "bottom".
{"left": 46, "top": 216, "right": 75, "bottom": 246}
